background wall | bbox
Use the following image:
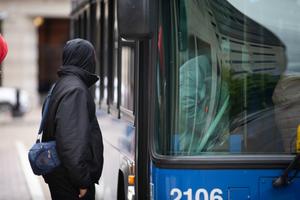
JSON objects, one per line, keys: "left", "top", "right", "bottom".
{"left": 0, "top": 0, "right": 70, "bottom": 108}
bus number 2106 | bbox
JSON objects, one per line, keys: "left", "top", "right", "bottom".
{"left": 170, "top": 188, "right": 223, "bottom": 200}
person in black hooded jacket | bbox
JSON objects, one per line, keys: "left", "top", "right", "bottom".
{"left": 42, "top": 38, "right": 103, "bottom": 200}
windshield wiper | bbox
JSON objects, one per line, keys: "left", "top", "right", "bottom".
{"left": 272, "top": 154, "right": 300, "bottom": 187}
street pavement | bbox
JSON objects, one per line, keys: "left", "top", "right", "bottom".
{"left": 0, "top": 107, "right": 51, "bottom": 200}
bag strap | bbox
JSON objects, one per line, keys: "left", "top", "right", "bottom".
{"left": 36, "top": 84, "right": 56, "bottom": 143}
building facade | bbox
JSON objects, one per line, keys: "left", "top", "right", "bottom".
{"left": 0, "top": 0, "right": 70, "bottom": 108}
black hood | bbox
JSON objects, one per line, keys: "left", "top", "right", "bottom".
{"left": 58, "top": 39, "right": 99, "bottom": 87}
{"left": 62, "top": 38, "right": 96, "bottom": 73}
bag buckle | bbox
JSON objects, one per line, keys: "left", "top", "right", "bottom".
{"left": 36, "top": 134, "right": 42, "bottom": 143}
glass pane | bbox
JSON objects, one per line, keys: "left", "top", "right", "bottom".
{"left": 98, "top": 1, "right": 107, "bottom": 107}
{"left": 121, "top": 46, "right": 134, "bottom": 111}
{"left": 155, "top": 0, "right": 300, "bottom": 156}
{"left": 112, "top": 0, "right": 118, "bottom": 106}
{"left": 83, "top": 11, "right": 88, "bottom": 39}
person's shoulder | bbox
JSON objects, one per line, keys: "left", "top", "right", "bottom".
{"left": 182, "top": 55, "right": 210, "bottom": 68}
{"left": 60, "top": 75, "right": 84, "bottom": 87}
{"left": 58, "top": 76, "right": 88, "bottom": 94}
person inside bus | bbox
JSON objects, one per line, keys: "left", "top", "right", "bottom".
{"left": 0, "top": 34, "right": 8, "bottom": 64}
{"left": 178, "top": 54, "right": 211, "bottom": 154}
{"left": 272, "top": 73, "right": 300, "bottom": 153}
{"left": 42, "top": 38, "right": 103, "bottom": 200}
{"left": 178, "top": 36, "right": 230, "bottom": 155}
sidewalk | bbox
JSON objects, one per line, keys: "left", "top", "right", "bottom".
{"left": 0, "top": 108, "right": 51, "bottom": 200}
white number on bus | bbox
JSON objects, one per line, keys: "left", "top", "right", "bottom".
{"left": 170, "top": 188, "right": 183, "bottom": 200}
{"left": 170, "top": 188, "right": 223, "bottom": 200}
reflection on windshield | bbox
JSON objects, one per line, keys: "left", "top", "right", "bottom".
{"left": 228, "top": 0, "right": 300, "bottom": 153}
{"left": 156, "top": 0, "right": 300, "bottom": 156}
{"left": 228, "top": 0, "right": 300, "bottom": 74}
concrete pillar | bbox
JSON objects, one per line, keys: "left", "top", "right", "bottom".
{"left": 2, "top": 14, "right": 38, "bottom": 107}
{"left": 0, "top": 0, "right": 70, "bottom": 109}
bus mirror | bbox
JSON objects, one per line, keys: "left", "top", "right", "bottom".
{"left": 117, "top": 0, "right": 154, "bottom": 39}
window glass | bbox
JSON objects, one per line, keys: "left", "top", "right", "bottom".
{"left": 90, "top": 3, "right": 97, "bottom": 46}
{"left": 103, "top": 0, "right": 116, "bottom": 108}
{"left": 120, "top": 46, "right": 135, "bottom": 111}
{"left": 97, "top": 1, "right": 108, "bottom": 107}
{"left": 155, "top": 0, "right": 300, "bottom": 155}
{"left": 112, "top": 0, "right": 118, "bottom": 106}
{"left": 83, "top": 11, "right": 88, "bottom": 39}
{"left": 78, "top": 15, "right": 82, "bottom": 38}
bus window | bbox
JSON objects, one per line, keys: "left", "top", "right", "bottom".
{"left": 94, "top": 1, "right": 101, "bottom": 105}
{"left": 78, "top": 15, "right": 82, "bottom": 38}
{"left": 178, "top": 36, "right": 215, "bottom": 154}
{"left": 155, "top": 0, "right": 300, "bottom": 156}
{"left": 74, "top": 17, "right": 79, "bottom": 38}
{"left": 105, "top": 0, "right": 119, "bottom": 114}
{"left": 70, "top": 18, "right": 74, "bottom": 38}
{"left": 89, "top": 3, "right": 97, "bottom": 44}
{"left": 105, "top": 0, "right": 118, "bottom": 110}
{"left": 83, "top": 10, "right": 88, "bottom": 39}
{"left": 120, "top": 45, "right": 135, "bottom": 113}
{"left": 112, "top": 0, "right": 118, "bottom": 108}
{"left": 80, "top": 14, "right": 86, "bottom": 39}
{"left": 98, "top": 1, "right": 107, "bottom": 108}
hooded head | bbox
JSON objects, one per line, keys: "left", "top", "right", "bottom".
{"left": 0, "top": 34, "right": 8, "bottom": 64}
{"left": 59, "top": 38, "right": 99, "bottom": 87}
{"left": 62, "top": 38, "right": 96, "bottom": 74}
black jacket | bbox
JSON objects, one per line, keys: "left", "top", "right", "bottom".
{"left": 42, "top": 39, "right": 103, "bottom": 189}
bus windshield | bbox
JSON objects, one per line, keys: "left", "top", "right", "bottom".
{"left": 155, "top": 0, "right": 300, "bottom": 156}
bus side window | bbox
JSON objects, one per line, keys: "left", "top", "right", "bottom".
{"left": 89, "top": 1, "right": 98, "bottom": 100}
{"left": 79, "top": 14, "right": 83, "bottom": 38}
{"left": 120, "top": 42, "right": 135, "bottom": 121}
{"left": 108, "top": 0, "right": 119, "bottom": 116}
{"left": 81, "top": 11, "right": 86, "bottom": 39}
{"left": 98, "top": 1, "right": 108, "bottom": 109}
{"left": 89, "top": 2, "right": 97, "bottom": 51}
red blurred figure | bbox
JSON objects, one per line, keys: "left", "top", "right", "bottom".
{"left": 0, "top": 34, "right": 8, "bottom": 64}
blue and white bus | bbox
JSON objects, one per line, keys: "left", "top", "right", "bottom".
{"left": 71, "top": 0, "right": 300, "bottom": 199}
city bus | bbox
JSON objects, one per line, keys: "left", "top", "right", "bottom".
{"left": 70, "top": 0, "right": 300, "bottom": 199}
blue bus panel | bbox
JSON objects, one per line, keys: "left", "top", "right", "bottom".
{"left": 151, "top": 164, "right": 300, "bottom": 200}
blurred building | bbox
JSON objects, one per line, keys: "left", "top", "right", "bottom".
{"left": 0, "top": 0, "right": 70, "bottom": 108}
